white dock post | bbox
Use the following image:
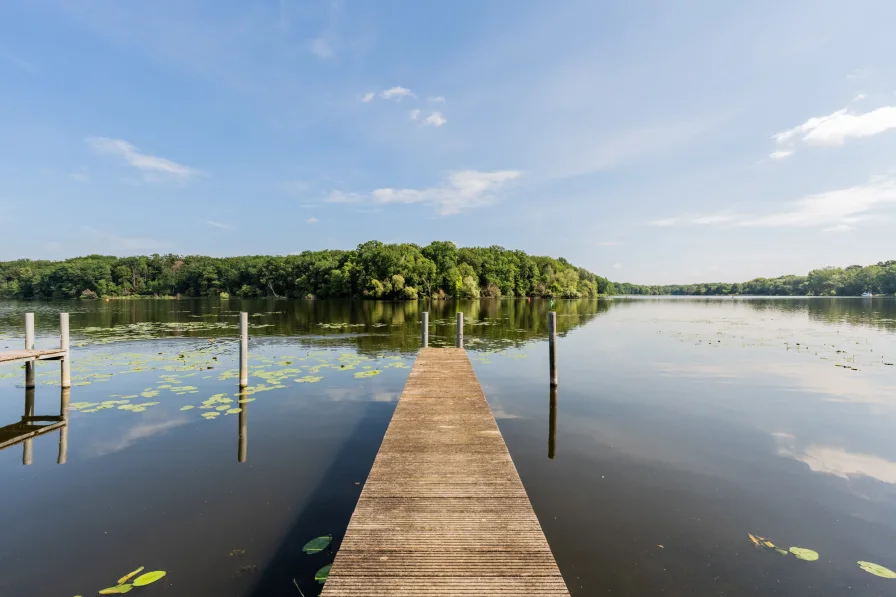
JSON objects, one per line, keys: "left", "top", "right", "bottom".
{"left": 239, "top": 312, "right": 249, "bottom": 387}
{"left": 421, "top": 312, "right": 429, "bottom": 348}
{"left": 25, "top": 312, "right": 35, "bottom": 389}
{"left": 456, "top": 312, "right": 464, "bottom": 348}
{"left": 548, "top": 311, "right": 558, "bottom": 387}
{"left": 60, "top": 313, "right": 71, "bottom": 389}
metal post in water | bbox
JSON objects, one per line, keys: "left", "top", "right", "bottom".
{"left": 60, "top": 313, "right": 71, "bottom": 389}
{"left": 58, "top": 388, "right": 70, "bottom": 465}
{"left": 548, "top": 386, "right": 557, "bottom": 459}
{"left": 456, "top": 312, "right": 464, "bottom": 348}
{"left": 23, "top": 387, "right": 35, "bottom": 466}
{"left": 548, "top": 311, "right": 558, "bottom": 387}
{"left": 239, "top": 312, "right": 249, "bottom": 387}
{"left": 25, "top": 312, "right": 35, "bottom": 389}
{"left": 421, "top": 312, "right": 429, "bottom": 348}
{"left": 238, "top": 393, "right": 248, "bottom": 463}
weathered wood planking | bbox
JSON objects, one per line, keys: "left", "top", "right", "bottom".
{"left": 0, "top": 349, "right": 67, "bottom": 364}
{"left": 321, "top": 347, "right": 570, "bottom": 597}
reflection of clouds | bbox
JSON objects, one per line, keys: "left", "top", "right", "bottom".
{"left": 325, "top": 387, "right": 398, "bottom": 403}
{"left": 490, "top": 406, "right": 520, "bottom": 420}
{"left": 656, "top": 362, "right": 741, "bottom": 379}
{"left": 89, "top": 418, "right": 190, "bottom": 457}
{"left": 774, "top": 433, "right": 896, "bottom": 484}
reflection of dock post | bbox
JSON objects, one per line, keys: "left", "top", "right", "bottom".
{"left": 60, "top": 313, "right": 71, "bottom": 389}
{"left": 238, "top": 394, "right": 248, "bottom": 463}
{"left": 23, "top": 387, "right": 35, "bottom": 465}
{"left": 548, "top": 386, "right": 557, "bottom": 459}
{"left": 239, "top": 312, "right": 248, "bottom": 387}
{"left": 456, "top": 312, "right": 464, "bottom": 348}
{"left": 548, "top": 311, "right": 558, "bottom": 387}
{"left": 421, "top": 312, "right": 429, "bottom": 348}
{"left": 25, "top": 312, "right": 35, "bottom": 389}
{"left": 58, "top": 388, "right": 70, "bottom": 464}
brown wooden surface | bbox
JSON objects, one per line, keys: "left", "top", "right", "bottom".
{"left": 0, "top": 421, "right": 65, "bottom": 450}
{"left": 0, "top": 349, "right": 66, "bottom": 363}
{"left": 320, "top": 347, "right": 570, "bottom": 597}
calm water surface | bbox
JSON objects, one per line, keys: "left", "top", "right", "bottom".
{"left": 1, "top": 298, "right": 895, "bottom": 596}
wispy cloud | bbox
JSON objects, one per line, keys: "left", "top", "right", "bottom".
{"left": 612, "top": 263, "right": 622, "bottom": 269}
{"left": 409, "top": 108, "right": 420, "bottom": 121}
{"left": 423, "top": 112, "right": 447, "bottom": 127}
{"left": 847, "top": 66, "right": 872, "bottom": 80}
{"left": 71, "top": 168, "right": 90, "bottom": 183}
{"left": 595, "top": 241, "right": 619, "bottom": 247}
{"left": 0, "top": 49, "right": 37, "bottom": 75}
{"left": 80, "top": 226, "right": 171, "bottom": 251}
{"left": 649, "top": 175, "right": 896, "bottom": 230}
{"left": 88, "top": 418, "right": 189, "bottom": 457}
{"left": 326, "top": 170, "right": 522, "bottom": 216}
{"left": 428, "top": 96, "right": 446, "bottom": 103}
{"left": 360, "top": 91, "right": 375, "bottom": 103}
{"left": 774, "top": 434, "right": 896, "bottom": 485}
{"left": 311, "top": 36, "right": 333, "bottom": 59}
{"left": 206, "top": 220, "right": 232, "bottom": 230}
{"left": 770, "top": 105, "right": 896, "bottom": 158}
{"left": 307, "top": 216, "right": 318, "bottom": 223}
{"left": 381, "top": 86, "right": 414, "bottom": 100}
{"left": 85, "top": 137, "right": 203, "bottom": 182}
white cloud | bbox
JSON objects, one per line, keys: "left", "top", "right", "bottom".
{"left": 649, "top": 175, "right": 896, "bottom": 231}
{"left": 612, "top": 263, "right": 622, "bottom": 269}
{"left": 853, "top": 93, "right": 866, "bottom": 102}
{"left": 847, "top": 66, "right": 872, "bottom": 80}
{"left": 380, "top": 86, "right": 414, "bottom": 100}
{"left": 424, "top": 112, "right": 447, "bottom": 127}
{"left": 769, "top": 150, "right": 793, "bottom": 160}
{"left": 85, "top": 137, "right": 202, "bottom": 182}
{"left": 409, "top": 108, "right": 420, "bottom": 121}
{"left": 71, "top": 168, "right": 90, "bottom": 183}
{"left": 360, "top": 91, "right": 375, "bottom": 103}
{"left": 307, "top": 217, "right": 318, "bottom": 223}
{"left": 774, "top": 434, "right": 896, "bottom": 485}
{"left": 428, "top": 96, "right": 446, "bottom": 103}
{"left": 206, "top": 220, "right": 232, "bottom": 229}
{"left": 328, "top": 169, "right": 521, "bottom": 216}
{"left": 311, "top": 36, "right": 333, "bottom": 59}
{"left": 771, "top": 105, "right": 896, "bottom": 157}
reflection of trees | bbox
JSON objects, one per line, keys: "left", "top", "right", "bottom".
{"left": 0, "top": 298, "right": 614, "bottom": 355}
{"left": 738, "top": 298, "right": 896, "bottom": 333}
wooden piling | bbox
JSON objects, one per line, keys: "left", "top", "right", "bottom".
{"left": 548, "top": 311, "right": 558, "bottom": 387}
{"left": 421, "top": 311, "right": 429, "bottom": 347}
{"left": 239, "top": 312, "right": 248, "bottom": 387}
{"left": 60, "top": 313, "right": 71, "bottom": 389}
{"left": 548, "top": 386, "right": 557, "bottom": 459}
{"left": 456, "top": 312, "right": 464, "bottom": 348}
{"left": 25, "top": 313, "right": 35, "bottom": 389}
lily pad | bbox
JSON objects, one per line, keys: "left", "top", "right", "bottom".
{"left": 789, "top": 547, "right": 819, "bottom": 561}
{"left": 857, "top": 561, "right": 896, "bottom": 578}
{"left": 117, "top": 566, "right": 144, "bottom": 584}
{"left": 98, "top": 585, "right": 133, "bottom": 594}
{"left": 303, "top": 535, "right": 332, "bottom": 554}
{"left": 132, "top": 570, "right": 167, "bottom": 586}
{"left": 314, "top": 563, "right": 332, "bottom": 584}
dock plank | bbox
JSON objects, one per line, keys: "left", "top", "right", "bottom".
{"left": 321, "top": 347, "right": 570, "bottom": 597}
{"left": 0, "top": 349, "right": 66, "bottom": 364}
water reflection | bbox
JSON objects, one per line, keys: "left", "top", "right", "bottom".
{"left": 238, "top": 392, "right": 248, "bottom": 463}
{"left": 548, "top": 386, "right": 557, "bottom": 460}
{"left": 0, "top": 386, "right": 68, "bottom": 465}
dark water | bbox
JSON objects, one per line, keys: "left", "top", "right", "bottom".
{"left": 1, "top": 298, "right": 895, "bottom": 596}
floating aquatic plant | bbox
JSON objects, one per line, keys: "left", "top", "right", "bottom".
{"left": 302, "top": 535, "right": 332, "bottom": 554}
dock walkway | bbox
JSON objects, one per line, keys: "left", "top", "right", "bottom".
{"left": 321, "top": 347, "right": 570, "bottom": 596}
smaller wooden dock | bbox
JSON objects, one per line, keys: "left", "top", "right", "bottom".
{"left": 0, "top": 313, "right": 72, "bottom": 389}
{"left": 321, "top": 347, "right": 570, "bottom": 596}
{"left": 0, "top": 349, "right": 67, "bottom": 364}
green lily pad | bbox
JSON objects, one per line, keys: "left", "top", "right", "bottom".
{"left": 314, "top": 563, "right": 332, "bottom": 584}
{"left": 98, "top": 585, "right": 133, "bottom": 594}
{"left": 302, "top": 535, "right": 332, "bottom": 554}
{"left": 132, "top": 570, "right": 166, "bottom": 586}
{"left": 857, "top": 561, "right": 896, "bottom": 578}
{"left": 789, "top": 547, "right": 819, "bottom": 561}
{"left": 353, "top": 370, "right": 381, "bottom": 378}
{"left": 180, "top": 405, "right": 195, "bottom": 410}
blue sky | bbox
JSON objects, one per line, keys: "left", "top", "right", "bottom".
{"left": 1, "top": 0, "right": 895, "bottom": 284}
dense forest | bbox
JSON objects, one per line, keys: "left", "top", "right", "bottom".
{"left": 0, "top": 241, "right": 615, "bottom": 300}
{"left": 616, "top": 261, "right": 896, "bottom": 297}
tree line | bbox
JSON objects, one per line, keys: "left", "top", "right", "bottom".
{"left": 616, "top": 261, "right": 896, "bottom": 296}
{"left": 0, "top": 241, "right": 616, "bottom": 300}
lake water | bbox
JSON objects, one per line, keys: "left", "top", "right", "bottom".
{"left": 1, "top": 297, "right": 895, "bottom": 596}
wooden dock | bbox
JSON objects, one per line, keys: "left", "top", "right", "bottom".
{"left": 0, "top": 349, "right": 67, "bottom": 364}
{"left": 321, "top": 347, "right": 571, "bottom": 596}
